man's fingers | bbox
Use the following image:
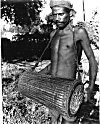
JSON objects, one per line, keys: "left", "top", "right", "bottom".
{"left": 49, "top": 109, "right": 60, "bottom": 124}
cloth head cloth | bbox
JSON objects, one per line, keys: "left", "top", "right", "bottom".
{"left": 50, "top": 0, "right": 73, "bottom": 9}
{"left": 50, "top": 0, "right": 76, "bottom": 16}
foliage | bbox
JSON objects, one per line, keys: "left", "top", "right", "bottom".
{"left": 76, "top": 9, "right": 99, "bottom": 49}
{"left": 2, "top": 62, "right": 51, "bottom": 124}
{"left": 1, "top": 0, "right": 54, "bottom": 41}
{"left": 1, "top": 0, "right": 43, "bottom": 28}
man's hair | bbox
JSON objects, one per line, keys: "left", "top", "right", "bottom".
{"left": 63, "top": 7, "right": 70, "bottom": 13}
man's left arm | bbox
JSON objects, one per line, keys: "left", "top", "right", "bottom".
{"left": 78, "top": 28, "right": 98, "bottom": 96}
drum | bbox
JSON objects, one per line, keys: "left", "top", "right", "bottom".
{"left": 18, "top": 70, "right": 84, "bottom": 122}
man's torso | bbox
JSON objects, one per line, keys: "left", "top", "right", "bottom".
{"left": 50, "top": 24, "right": 82, "bottom": 79}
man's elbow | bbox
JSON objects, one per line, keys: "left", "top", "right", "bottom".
{"left": 89, "top": 57, "right": 98, "bottom": 70}
{"left": 95, "top": 60, "right": 98, "bottom": 71}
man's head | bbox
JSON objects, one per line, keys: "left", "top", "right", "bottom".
{"left": 50, "top": 0, "right": 75, "bottom": 29}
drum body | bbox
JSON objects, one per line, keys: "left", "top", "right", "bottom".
{"left": 18, "top": 70, "right": 84, "bottom": 122}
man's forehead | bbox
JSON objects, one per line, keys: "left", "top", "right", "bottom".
{"left": 52, "top": 6, "right": 65, "bottom": 13}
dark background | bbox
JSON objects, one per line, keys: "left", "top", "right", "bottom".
{"left": 1, "top": 33, "right": 51, "bottom": 62}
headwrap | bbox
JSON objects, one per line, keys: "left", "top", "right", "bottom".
{"left": 50, "top": 0, "right": 76, "bottom": 16}
{"left": 50, "top": 0, "right": 73, "bottom": 9}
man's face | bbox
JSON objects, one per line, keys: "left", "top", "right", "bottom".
{"left": 52, "top": 6, "right": 70, "bottom": 29}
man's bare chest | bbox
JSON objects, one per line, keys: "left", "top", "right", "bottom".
{"left": 51, "top": 30, "right": 75, "bottom": 52}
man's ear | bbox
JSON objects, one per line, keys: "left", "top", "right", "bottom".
{"left": 70, "top": 11, "right": 73, "bottom": 17}
{"left": 70, "top": 10, "right": 76, "bottom": 17}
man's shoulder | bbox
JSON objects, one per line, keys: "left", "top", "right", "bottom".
{"left": 74, "top": 25, "right": 90, "bottom": 43}
{"left": 74, "top": 25, "right": 88, "bottom": 36}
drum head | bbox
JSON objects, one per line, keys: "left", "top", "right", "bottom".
{"left": 69, "top": 84, "right": 84, "bottom": 115}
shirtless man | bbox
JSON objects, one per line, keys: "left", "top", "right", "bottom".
{"left": 39, "top": 0, "right": 97, "bottom": 123}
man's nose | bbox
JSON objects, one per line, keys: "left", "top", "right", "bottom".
{"left": 55, "top": 14, "right": 60, "bottom": 21}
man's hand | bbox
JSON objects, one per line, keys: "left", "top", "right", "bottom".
{"left": 49, "top": 109, "right": 62, "bottom": 124}
{"left": 85, "top": 86, "right": 94, "bottom": 102}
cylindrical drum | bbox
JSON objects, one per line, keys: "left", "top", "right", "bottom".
{"left": 18, "top": 70, "right": 84, "bottom": 122}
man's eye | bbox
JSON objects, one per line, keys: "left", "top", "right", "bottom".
{"left": 59, "top": 13, "right": 64, "bottom": 16}
{"left": 53, "top": 13, "right": 64, "bottom": 17}
{"left": 53, "top": 14, "right": 56, "bottom": 17}
{"left": 53, "top": 15, "right": 57, "bottom": 18}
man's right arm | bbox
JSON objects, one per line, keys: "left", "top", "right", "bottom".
{"left": 39, "top": 30, "right": 57, "bottom": 75}
{"left": 38, "top": 63, "right": 51, "bottom": 74}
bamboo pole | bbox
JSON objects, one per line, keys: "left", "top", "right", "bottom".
{"left": 83, "top": 0, "right": 85, "bottom": 21}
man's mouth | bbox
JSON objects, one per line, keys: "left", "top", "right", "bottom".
{"left": 56, "top": 22, "right": 63, "bottom": 25}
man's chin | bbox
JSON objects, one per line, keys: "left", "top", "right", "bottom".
{"left": 58, "top": 25, "right": 66, "bottom": 30}
{"left": 56, "top": 23, "right": 67, "bottom": 30}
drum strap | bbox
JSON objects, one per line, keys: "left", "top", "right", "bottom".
{"left": 73, "top": 28, "right": 82, "bottom": 80}
{"left": 32, "top": 29, "right": 59, "bottom": 70}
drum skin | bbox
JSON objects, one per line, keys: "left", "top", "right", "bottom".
{"left": 18, "top": 70, "right": 84, "bottom": 122}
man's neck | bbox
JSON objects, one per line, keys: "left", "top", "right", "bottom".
{"left": 57, "top": 23, "right": 73, "bottom": 34}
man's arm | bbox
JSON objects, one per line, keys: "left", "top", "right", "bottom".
{"left": 77, "top": 28, "right": 98, "bottom": 94}
{"left": 38, "top": 63, "right": 51, "bottom": 74}
{"left": 39, "top": 30, "right": 57, "bottom": 75}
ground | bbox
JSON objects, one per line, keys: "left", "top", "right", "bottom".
{"left": 2, "top": 60, "right": 99, "bottom": 124}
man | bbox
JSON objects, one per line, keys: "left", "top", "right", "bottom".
{"left": 39, "top": 0, "right": 97, "bottom": 123}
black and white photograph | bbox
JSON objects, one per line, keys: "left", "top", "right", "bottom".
{"left": 1, "top": 0, "right": 99, "bottom": 124}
